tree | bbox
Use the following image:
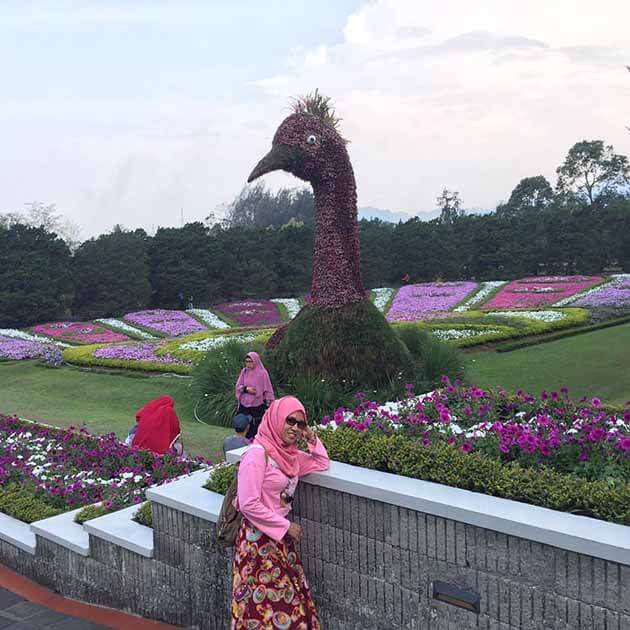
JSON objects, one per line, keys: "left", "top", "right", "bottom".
{"left": 556, "top": 140, "right": 630, "bottom": 205}
{"left": 0, "top": 223, "right": 73, "bottom": 327}
{"left": 496, "top": 175, "right": 554, "bottom": 218}
{"left": 437, "top": 189, "right": 464, "bottom": 225}
{"left": 73, "top": 226, "right": 151, "bottom": 318}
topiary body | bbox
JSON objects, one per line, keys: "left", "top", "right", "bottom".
{"left": 248, "top": 92, "right": 413, "bottom": 387}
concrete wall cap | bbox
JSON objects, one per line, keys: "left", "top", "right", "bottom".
{"left": 0, "top": 511, "right": 36, "bottom": 555}
{"left": 30, "top": 508, "right": 89, "bottom": 556}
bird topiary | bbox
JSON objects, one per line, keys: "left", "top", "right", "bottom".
{"left": 248, "top": 91, "right": 413, "bottom": 388}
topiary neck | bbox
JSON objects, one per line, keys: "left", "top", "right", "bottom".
{"left": 310, "top": 147, "right": 365, "bottom": 309}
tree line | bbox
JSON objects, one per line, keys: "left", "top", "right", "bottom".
{"left": 1, "top": 139, "right": 629, "bottom": 328}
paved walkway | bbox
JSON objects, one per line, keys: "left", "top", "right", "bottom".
{"left": 0, "top": 587, "right": 110, "bottom": 629}
{"left": 0, "top": 563, "right": 179, "bottom": 630}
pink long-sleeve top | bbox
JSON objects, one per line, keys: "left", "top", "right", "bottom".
{"left": 236, "top": 439, "right": 330, "bottom": 542}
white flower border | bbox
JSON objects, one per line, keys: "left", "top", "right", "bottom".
{"left": 371, "top": 288, "right": 395, "bottom": 312}
{"left": 0, "top": 329, "right": 70, "bottom": 347}
{"left": 453, "top": 281, "right": 506, "bottom": 312}
{"left": 487, "top": 310, "right": 567, "bottom": 322}
{"left": 95, "top": 318, "right": 157, "bottom": 339}
{"left": 186, "top": 309, "right": 231, "bottom": 329}
{"left": 270, "top": 298, "right": 301, "bottom": 320}
{"left": 179, "top": 333, "right": 258, "bottom": 352}
{"left": 554, "top": 274, "right": 630, "bottom": 306}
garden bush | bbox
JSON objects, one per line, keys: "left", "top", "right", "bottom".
{"left": 134, "top": 501, "right": 153, "bottom": 528}
{"left": 204, "top": 463, "right": 236, "bottom": 495}
{"left": 0, "top": 484, "right": 62, "bottom": 523}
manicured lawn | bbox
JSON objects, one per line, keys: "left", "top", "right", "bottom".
{"left": 467, "top": 323, "right": 630, "bottom": 406}
{"left": 0, "top": 362, "right": 231, "bottom": 461}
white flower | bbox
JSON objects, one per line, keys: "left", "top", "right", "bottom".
{"left": 0, "top": 328, "right": 70, "bottom": 347}
{"left": 95, "top": 319, "right": 156, "bottom": 339}
{"left": 432, "top": 328, "right": 504, "bottom": 341}
{"left": 371, "top": 288, "right": 395, "bottom": 312}
{"left": 454, "top": 281, "right": 506, "bottom": 312}
{"left": 179, "top": 333, "right": 257, "bottom": 352}
{"left": 270, "top": 298, "right": 301, "bottom": 319}
{"left": 186, "top": 309, "right": 230, "bottom": 329}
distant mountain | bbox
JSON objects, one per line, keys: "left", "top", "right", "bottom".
{"left": 359, "top": 206, "right": 493, "bottom": 223}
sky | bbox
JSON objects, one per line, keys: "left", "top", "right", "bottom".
{"left": 1, "top": 0, "right": 629, "bottom": 238}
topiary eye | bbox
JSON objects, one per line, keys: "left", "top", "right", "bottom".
{"left": 306, "top": 135, "right": 317, "bottom": 145}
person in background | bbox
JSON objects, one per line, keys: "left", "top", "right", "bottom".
{"left": 128, "top": 395, "right": 185, "bottom": 457}
{"left": 223, "top": 413, "right": 251, "bottom": 457}
{"left": 234, "top": 351, "right": 275, "bottom": 439}
{"left": 231, "top": 396, "right": 329, "bottom": 628}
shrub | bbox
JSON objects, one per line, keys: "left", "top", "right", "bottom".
{"left": 0, "top": 484, "right": 62, "bottom": 523}
{"left": 317, "top": 429, "right": 630, "bottom": 525}
{"left": 75, "top": 504, "right": 107, "bottom": 524}
{"left": 204, "top": 464, "right": 236, "bottom": 495}
{"left": 134, "top": 502, "right": 153, "bottom": 528}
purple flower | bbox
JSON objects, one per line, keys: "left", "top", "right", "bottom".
{"left": 386, "top": 282, "right": 477, "bottom": 322}
{"left": 124, "top": 310, "right": 205, "bottom": 337}
{"left": 212, "top": 300, "right": 281, "bottom": 327}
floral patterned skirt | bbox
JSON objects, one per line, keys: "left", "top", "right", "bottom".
{"left": 231, "top": 520, "right": 321, "bottom": 630}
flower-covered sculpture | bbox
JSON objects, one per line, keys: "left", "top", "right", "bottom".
{"left": 247, "top": 92, "right": 413, "bottom": 387}
{"left": 248, "top": 91, "right": 363, "bottom": 309}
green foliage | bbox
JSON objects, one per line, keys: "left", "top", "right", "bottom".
{"left": 75, "top": 504, "right": 108, "bottom": 524}
{"left": 191, "top": 338, "right": 267, "bottom": 427}
{"left": 73, "top": 227, "right": 151, "bottom": 318}
{"left": 204, "top": 463, "right": 236, "bottom": 495}
{"left": 0, "top": 484, "right": 62, "bottom": 523}
{"left": 291, "top": 89, "right": 341, "bottom": 130}
{"left": 394, "top": 324, "right": 466, "bottom": 386}
{"left": 0, "top": 223, "right": 73, "bottom": 327}
{"left": 149, "top": 222, "right": 213, "bottom": 308}
{"left": 267, "top": 301, "right": 415, "bottom": 390}
{"left": 317, "top": 429, "right": 630, "bottom": 525}
{"left": 134, "top": 502, "right": 153, "bottom": 528}
{"left": 62, "top": 344, "right": 192, "bottom": 375}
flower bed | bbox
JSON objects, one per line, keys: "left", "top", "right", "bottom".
{"left": 453, "top": 281, "right": 506, "bottom": 312}
{"left": 426, "top": 324, "right": 515, "bottom": 346}
{"left": 569, "top": 275, "right": 630, "bottom": 308}
{"left": 186, "top": 309, "right": 231, "bottom": 329}
{"left": 371, "top": 287, "right": 396, "bottom": 313}
{"left": 63, "top": 342, "right": 193, "bottom": 374}
{"left": 386, "top": 282, "right": 477, "bottom": 322}
{"left": 314, "top": 381, "right": 630, "bottom": 524}
{"left": 484, "top": 276, "right": 602, "bottom": 309}
{"left": 212, "top": 300, "right": 282, "bottom": 327}
{"left": 30, "top": 321, "right": 130, "bottom": 345}
{"left": 270, "top": 298, "right": 301, "bottom": 320}
{"left": 124, "top": 309, "right": 206, "bottom": 337}
{"left": 95, "top": 318, "right": 157, "bottom": 340}
{"left": 0, "top": 328, "right": 70, "bottom": 347}
{"left": 0, "top": 337, "right": 60, "bottom": 362}
{"left": 0, "top": 415, "right": 203, "bottom": 523}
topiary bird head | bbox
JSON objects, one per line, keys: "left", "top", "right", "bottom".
{"left": 248, "top": 90, "right": 345, "bottom": 185}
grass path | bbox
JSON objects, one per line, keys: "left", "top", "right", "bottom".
{"left": 0, "top": 362, "right": 230, "bottom": 461}
{"left": 467, "top": 322, "right": 630, "bottom": 406}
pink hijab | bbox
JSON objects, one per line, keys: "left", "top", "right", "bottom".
{"left": 254, "top": 396, "right": 306, "bottom": 477}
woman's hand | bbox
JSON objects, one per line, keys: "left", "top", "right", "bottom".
{"left": 246, "top": 386, "right": 257, "bottom": 395}
{"left": 303, "top": 425, "right": 317, "bottom": 444}
{"left": 286, "top": 522, "right": 303, "bottom": 541}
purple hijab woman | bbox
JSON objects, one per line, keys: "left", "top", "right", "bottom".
{"left": 235, "top": 351, "right": 275, "bottom": 438}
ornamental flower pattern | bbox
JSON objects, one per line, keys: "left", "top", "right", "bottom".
{"left": 485, "top": 276, "right": 602, "bottom": 309}
{"left": 570, "top": 274, "right": 630, "bottom": 307}
{"left": 124, "top": 309, "right": 206, "bottom": 337}
{"left": 386, "top": 282, "right": 477, "bottom": 322}
{"left": 94, "top": 342, "right": 191, "bottom": 366}
{"left": 186, "top": 309, "right": 231, "bottom": 329}
{"left": 0, "top": 337, "right": 57, "bottom": 361}
{"left": 31, "top": 321, "right": 129, "bottom": 345}
{"left": 0, "top": 415, "right": 204, "bottom": 518}
{"left": 95, "top": 318, "right": 157, "bottom": 339}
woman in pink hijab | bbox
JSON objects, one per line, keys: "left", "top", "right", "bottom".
{"left": 234, "top": 351, "right": 275, "bottom": 438}
{"left": 232, "top": 396, "right": 330, "bottom": 629}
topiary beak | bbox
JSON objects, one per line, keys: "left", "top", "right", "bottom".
{"left": 247, "top": 144, "right": 298, "bottom": 182}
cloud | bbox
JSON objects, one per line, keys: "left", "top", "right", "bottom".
{"left": 252, "top": 0, "right": 630, "bottom": 214}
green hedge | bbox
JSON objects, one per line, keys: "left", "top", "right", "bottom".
{"left": 317, "top": 428, "right": 630, "bottom": 525}
{"left": 0, "top": 484, "right": 62, "bottom": 523}
{"left": 204, "top": 463, "right": 236, "bottom": 495}
{"left": 62, "top": 344, "right": 192, "bottom": 375}
{"left": 75, "top": 504, "right": 107, "bottom": 524}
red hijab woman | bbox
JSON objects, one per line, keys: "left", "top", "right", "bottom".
{"left": 131, "top": 396, "right": 183, "bottom": 456}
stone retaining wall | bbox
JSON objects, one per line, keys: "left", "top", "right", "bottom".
{"left": 0, "top": 454, "right": 628, "bottom": 629}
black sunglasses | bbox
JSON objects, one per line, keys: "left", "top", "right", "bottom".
{"left": 286, "top": 416, "right": 307, "bottom": 430}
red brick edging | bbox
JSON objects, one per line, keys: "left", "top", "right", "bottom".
{"left": 0, "top": 562, "right": 180, "bottom": 629}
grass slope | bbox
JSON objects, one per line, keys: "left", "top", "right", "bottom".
{"left": 0, "top": 362, "right": 230, "bottom": 461}
{"left": 468, "top": 323, "right": 630, "bottom": 406}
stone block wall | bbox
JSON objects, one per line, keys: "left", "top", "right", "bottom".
{"left": 291, "top": 482, "right": 630, "bottom": 630}
{"left": 0, "top": 475, "right": 629, "bottom": 629}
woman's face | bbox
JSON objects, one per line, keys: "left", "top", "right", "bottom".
{"left": 244, "top": 356, "right": 254, "bottom": 370}
{"left": 281, "top": 410, "right": 306, "bottom": 445}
